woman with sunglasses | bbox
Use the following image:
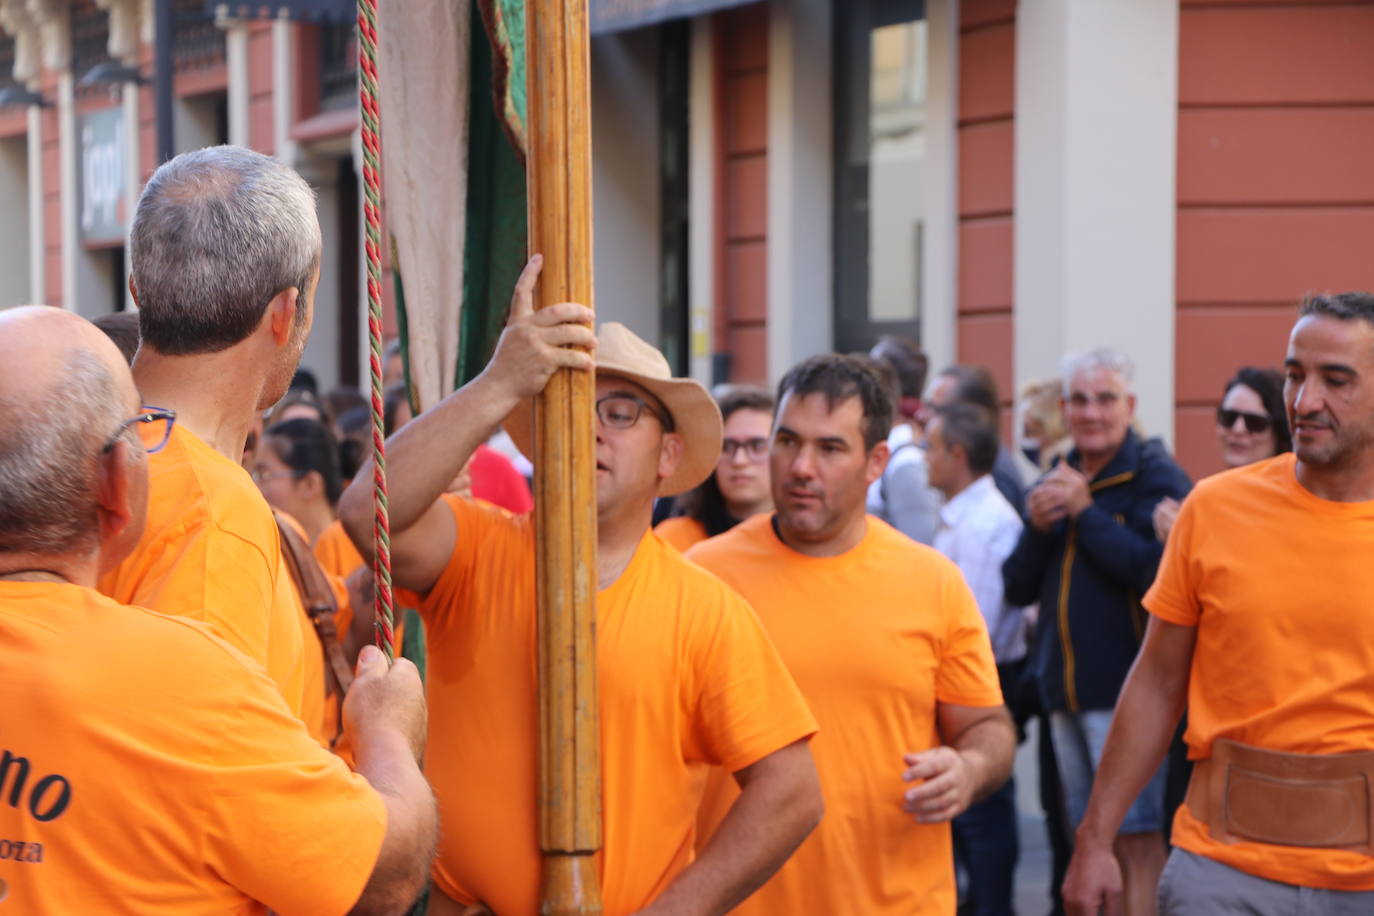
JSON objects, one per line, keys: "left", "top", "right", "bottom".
{"left": 655, "top": 385, "right": 776, "bottom": 551}
{"left": 1153, "top": 367, "right": 1290, "bottom": 543}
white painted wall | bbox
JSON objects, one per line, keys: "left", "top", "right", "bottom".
{"left": 296, "top": 157, "right": 343, "bottom": 389}
{"left": 921, "top": 0, "right": 959, "bottom": 374}
{"left": 591, "top": 28, "right": 661, "bottom": 344}
{"left": 766, "top": 0, "right": 832, "bottom": 381}
{"left": 0, "top": 135, "right": 31, "bottom": 308}
{"left": 1014, "top": 0, "right": 1179, "bottom": 443}
{"left": 687, "top": 14, "right": 714, "bottom": 385}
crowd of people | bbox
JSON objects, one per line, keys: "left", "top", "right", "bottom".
{"left": 3, "top": 144, "right": 1373, "bottom": 916}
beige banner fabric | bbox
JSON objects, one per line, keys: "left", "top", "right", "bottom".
{"left": 379, "top": 0, "right": 472, "bottom": 412}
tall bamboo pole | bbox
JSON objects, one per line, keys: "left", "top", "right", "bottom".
{"left": 526, "top": 1, "right": 602, "bottom": 913}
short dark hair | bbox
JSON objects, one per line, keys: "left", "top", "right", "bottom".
{"left": 265, "top": 418, "right": 344, "bottom": 507}
{"left": 91, "top": 312, "right": 141, "bottom": 366}
{"left": 1299, "top": 291, "right": 1374, "bottom": 327}
{"left": 290, "top": 368, "right": 319, "bottom": 397}
{"left": 716, "top": 384, "right": 775, "bottom": 423}
{"left": 335, "top": 405, "right": 370, "bottom": 480}
{"left": 938, "top": 364, "right": 1001, "bottom": 419}
{"left": 776, "top": 353, "right": 893, "bottom": 451}
{"left": 1224, "top": 367, "right": 1291, "bottom": 455}
{"left": 934, "top": 403, "right": 999, "bottom": 477}
{"left": 869, "top": 336, "right": 928, "bottom": 398}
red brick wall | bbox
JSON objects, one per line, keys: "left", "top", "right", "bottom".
{"left": 713, "top": 2, "right": 768, "bottom": 384}
{"left": 1174, "top": 0, "right": 1374, "bottom": 478}
{"left": 957, "top": 0, "right": 1015, "bottom": 420}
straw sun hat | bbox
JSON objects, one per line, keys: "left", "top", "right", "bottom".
{"left": 503, "top": 322, "right": 723, "bottom": 497}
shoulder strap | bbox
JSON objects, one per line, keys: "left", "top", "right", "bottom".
{"left": 275, "top": 515, "right": 355, "bottom": 709}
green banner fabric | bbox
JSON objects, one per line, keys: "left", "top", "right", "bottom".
{"left": 457, "top": 0, "right": 529, "bottom": 388}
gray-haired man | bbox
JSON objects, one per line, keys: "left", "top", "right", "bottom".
{"left": 0, "top": 306, "right": 435, "bottom": 915}
{"left": 98, "top": 145, "right": 324, "bottom": 722}
{"left": 1003, "top": 348, "right": 1192, "bottom": 916}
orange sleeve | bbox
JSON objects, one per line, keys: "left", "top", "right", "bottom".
{"left": 655, "top": 517, "right": 707, "bottom": 553}
{"left": 151, "top": 620, "right": 387, "bottom": 915}
{"left": 1143, "top": 490, "right": 1202, "bottom": 626}
{"left": 127, "top": 523, "right": 278, "bottom": 668}
{"left": 421, "top": 495, "right": 529, "bottom": 635}
{"left": 681, "top": 586, "right": 819, "bottom": 773}
{"left": 934, "top": 563, "right": 1005, "bottom": 708}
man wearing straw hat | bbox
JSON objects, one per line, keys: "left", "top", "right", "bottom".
{"left": 339, "top": 256, "right": 822, "bottom": 916}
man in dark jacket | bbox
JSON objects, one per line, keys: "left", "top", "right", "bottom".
{"left": 1003, "top": 348, "right": 1191, "bottom": 916}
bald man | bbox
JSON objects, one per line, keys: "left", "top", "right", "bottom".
{"left": 0, "top": 306, "right": 436, "bottom": 916}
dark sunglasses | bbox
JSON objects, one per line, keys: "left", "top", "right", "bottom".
{"left": 1216, "top": 407, "right": 1271, "bottom": 435}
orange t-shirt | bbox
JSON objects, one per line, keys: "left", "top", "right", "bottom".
{"left": 0, "top": 581, "right": 386, "bottom": 915}
{"left": 97, "top": 424, "right": 306, "bottom": 717}
{"left": 315, "top": 518, "right": 365, "bottom": 582}
{"left": 687, "top": 514, "right": 1003, "bottom": 915}
{"left": 418, "top": 496, "right": 817, "bottom": 916}
{"left": 314, "top": 517, "right": 414, "bottom": 649}
{"left": 277, "top": 512, "right": 340, "bottom": 747}
{"left": 1146, "top": 453, "right": 1374, "bottom": 890}
{"left": 653, "top": 516, "right": 708, "bottom": 553}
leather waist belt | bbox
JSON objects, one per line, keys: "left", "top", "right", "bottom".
{"left": 1186, "top": 738, "right": 1374, "bottom": 854}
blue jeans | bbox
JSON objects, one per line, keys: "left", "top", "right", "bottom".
{"left": 953, "top": 778, "right": 1018, "bottom": 916}
{"left": 1051, "top": 709, "right": 1166, "bottom": 834}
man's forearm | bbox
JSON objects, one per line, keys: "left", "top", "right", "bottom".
{"left": 340, "top": 373, "right": 514, "bottom": 550}
{"left": 350, "top": 729, "right": 438, "bottom": 916}
{"left": 644, "top": 743, "right": 821, "bottom": 916}
{"left": 951, "top": 712, "right": 1017, "bottom": 804}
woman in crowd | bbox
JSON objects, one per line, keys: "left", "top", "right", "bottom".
{"left": 1019, "top": 377, "right": 1070, "bottom": 472}
{"left": 1153, "top": 366, "right": 1289, "bottom": 543}
{"left": 254, "top": 418, "right": 344, "bottom": 547}
{"left": 655, "top": 385, "right": 775, "bottom": 552}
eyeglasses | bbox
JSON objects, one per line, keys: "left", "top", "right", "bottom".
{"left": 596, "top": 395, "right": 673, "bottom": 432}
{"left": 101, "top": 406, "right": 176, "bottom": 455}
{"left": 1216, "top": 407, "right": 1272, "bottom": 435}
{"left": 722, "top": 437, "right": 769, "bottom": 461}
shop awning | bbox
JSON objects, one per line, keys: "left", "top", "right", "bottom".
{"left": 591, "top": 0, "right": 761, "bottom": 34}
{"left": 211, "top": 0, "right": 761, "bottom": 32}
{"left": 208, "top": 1, "right": 355, "bottom": 24}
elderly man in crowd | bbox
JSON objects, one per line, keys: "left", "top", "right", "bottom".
{"left": 0, "top": 306, "right": 436, "bottom": 915}
{"left": 1003, "top": 348, "right": 1191, "bottom": 916}
{"left": 925, "top": 402, "right": 1027, "bottom": 916}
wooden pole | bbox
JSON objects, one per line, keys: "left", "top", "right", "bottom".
{"left": 526, "top": 1, "right": 602, "bottom": 914}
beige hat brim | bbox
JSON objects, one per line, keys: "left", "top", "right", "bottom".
{"left": 503, "top": 364, "right": 723, "bottom": 498}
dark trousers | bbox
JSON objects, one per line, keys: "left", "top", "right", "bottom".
{"left": 953, "top": 778, "right": 1019, "bottom": 916}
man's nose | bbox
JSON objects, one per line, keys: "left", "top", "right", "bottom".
{"left": 1291, "top": 381, "right": 1321, "bottom": 418}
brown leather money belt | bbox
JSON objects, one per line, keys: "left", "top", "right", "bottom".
{"left": 1186, "top": 738, "right": 1374, "bottom": 853}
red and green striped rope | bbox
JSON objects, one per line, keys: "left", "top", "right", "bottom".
{"left": 357, "top": 0, "right": 396, "bottom": 661}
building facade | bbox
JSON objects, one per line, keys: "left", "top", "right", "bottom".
{"left": 2, "top": 0, "right": 1371, "bottom": 480}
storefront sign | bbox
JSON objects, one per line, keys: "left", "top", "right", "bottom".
{"left": 79, "top": 107, "right": 126, "bottom": 244}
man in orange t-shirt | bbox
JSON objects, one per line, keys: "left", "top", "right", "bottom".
{"left": 688, "top": 353, "right": 1014, "bottom": 915}
{"left": 1065, "top": 293, "right": 1374, "bottom": 914}
{"left": 97, "top": 147, "right": 322, "bottom": 716}
{"left": 0, "top": 306, "right": 436, "bottom": 915}
{"left": 339, "top": 257, "right": 822, "bottom": 916}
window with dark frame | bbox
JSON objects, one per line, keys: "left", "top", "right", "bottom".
{"left": 833, "top": 0, "right": 927, "bottom": 356}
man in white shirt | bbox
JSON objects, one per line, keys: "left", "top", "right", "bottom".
{"left": 926, "top": 402, "right": 1026, "bottom": 916}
